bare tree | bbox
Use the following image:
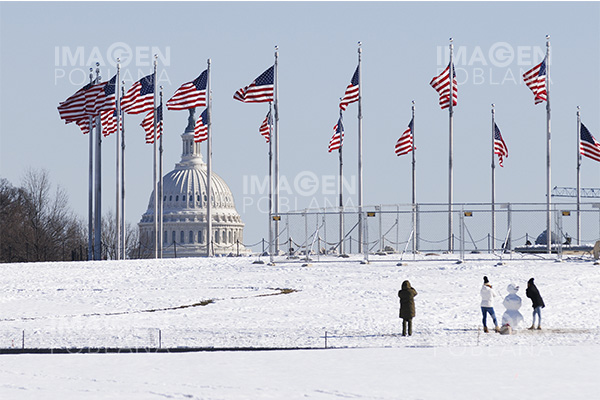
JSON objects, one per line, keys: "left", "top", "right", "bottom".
{"left": 0, "top": 169, "right": 86, "bottom": 263}
{"left": 0, "top": 178, "right": 26, "bottom": 262}
{"left": 102, "top": 210, "right": 142, "bottom": 260}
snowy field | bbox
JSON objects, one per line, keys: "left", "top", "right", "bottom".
{"left": 1, "top": 253, "right": 599, "bottom": 399}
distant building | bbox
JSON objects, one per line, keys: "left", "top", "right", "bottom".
{"left": 139, "top": 110, "right": 249, "bottom": 257}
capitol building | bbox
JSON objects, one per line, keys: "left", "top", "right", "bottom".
{"left": 139, "top": 111, "right": 249, "bottom": 257}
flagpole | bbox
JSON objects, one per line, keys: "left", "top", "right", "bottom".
{"left": 491, "top": 104, "right": 496, "bottom": 253}
{"left": 448, "top": 38, "right": 454, "bottom": 253}
{"left": 115, "top": 61, "right": 121, "bottom": 260}
{"left": 120, "top": 82, "right": 126, "bottom": 259}
{"left": 94, "top": 63, "right": 102, "bottom": 261}
{"left": 159, "top": 87, "right": 164, "bottom": 259}
{"left": 338, "top": 106, "right": 345, "bottom": 255}
{"left": 206, "top": 58, "right": 213, "bottom": 257}
{"left": 410, "top": 102, "right": 417, "bottom": 253}
{"left": 273, "top": 45, "right": 280, "bottom": 256}
{"left": 152, "top": 55, "right": 158, "bottom": 259}
{"left": 545, "top": 35, "right": 552, "bottom": 254}
{"left": 268, "top": 102, "right": 274, "bottom": 264}
{"left": 357, "top": 41, "right": 363, "bottom": 254}
{"left": 577, "top": 106, "right": 581, "bottom": 245}
{"left": 88, "top": 68, "right": 94, "bottom": 260}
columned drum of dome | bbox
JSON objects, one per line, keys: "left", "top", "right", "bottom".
{"left": 138, "top": 110, "right": 249, "bottom": 257}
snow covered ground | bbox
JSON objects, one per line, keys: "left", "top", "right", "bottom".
{"left": 1, "top": 253, "right": 599, "bottom": 399}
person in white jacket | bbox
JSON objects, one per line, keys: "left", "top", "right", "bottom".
{"left": 480, "top": 276, "right": 500, "bottom": 333}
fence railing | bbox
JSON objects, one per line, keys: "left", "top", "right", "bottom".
{"left": 246, "top": 202, "right": 600, "bottom": 263}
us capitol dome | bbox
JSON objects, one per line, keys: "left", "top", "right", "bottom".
{"left": 138, "top": 110, "right": 249, "bottom": 257}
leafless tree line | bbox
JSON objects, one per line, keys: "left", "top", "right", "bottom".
{"left": 1, "top": 169, "right": 140, "bottom": 263}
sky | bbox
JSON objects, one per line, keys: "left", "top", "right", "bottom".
{"left": 1, "top": 1, "right": 599, "bottom": 246}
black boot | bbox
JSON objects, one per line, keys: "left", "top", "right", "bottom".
{"left": 402, "top": 320, "right": 407, "bottom": 336}
{"left": 408, "top": 319, "right": 413, "bottom": 336}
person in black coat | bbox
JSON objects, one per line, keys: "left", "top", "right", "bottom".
{"left": 398, "top": 280, "right": 418, "bottom": 336}
{"left": 526, "top": 278, "right": 545, "bottom": 330}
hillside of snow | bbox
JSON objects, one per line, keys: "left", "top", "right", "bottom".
{"left": 1, "top": 254, "right": 599, "bottom": 399}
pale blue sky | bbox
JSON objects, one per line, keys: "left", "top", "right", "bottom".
{"left": 1, "top": 1, "right": 599, "bottom": 245}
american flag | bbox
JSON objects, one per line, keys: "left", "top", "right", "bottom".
{"left": 194, "top": 108, "right": 209, "bottom": 143}
{"left": 85, "top": 75, "right": 117, "bottom": 116}
{"left": 57, "top": 83, "right": 93, "bottom": 123}
{"left": 523, "top": 57, "right": 547, "bottom": 105}
{"left": 494, "top": 123, "right": 509, "bottom": 167}
{"left": 328, "top": 116, "right": 344, "bottom": 152}
{"left": 580, "top": 123, "right": 600, "bottom": 162}
{"left": 339, "top": 66, "right": 359, "bottom": 111}
{"left": 430, "top": 63, "right": 458, "bottom": 110}
{"left": 233, "top": 66, "right": 274, "bottom": 103}
{"left": 122, "top": 73, "right": 155, "bottom": 114}
{"left": 140, "top": 103, "right": 163, "bottom": 144}
{"left": 395, "top": 118, "right": 414, "bottom": 156}
{"left": 259, "top": 109, "right": 272, "bottom": 143}
{"left": 166, "top": 70, "right": 208, "bottom": 110}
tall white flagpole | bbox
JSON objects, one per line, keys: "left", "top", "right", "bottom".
{"left": 268, "top": 103, "right": 274, "bottom": 264}
{"left": 159, "top": 86, "right": 164, "bottom": 259}
{"left": 545, "top": 35, "right": 552, "bottom": 254}
{"left": 120, "top": 82, "right": 126, "bottom": 259}
{"left": 448, "top": 38, "right": 454, "bottom": 253}
{"left": 491, "top": 104, "right": 496, "bottom": 253}
{"left": 411, "top": 101, "right": 416, "bottom": 254}
{"left": 576, "top": 106, "right": 581, "bottom": 245}
{"left": 115, "top": 61, "right": 121, "bottom": 260}
{"left": 273, "top": 46, "right": 280, "bottom": 255}
{"left": 338, "top": 105, "right": 344, "bottom": 255}
{"left": 357, "top": 41, "right": 363, "bottom": 254}
{"left": 152, "top": 55, "right": 158, "bottom": 259}
{"left": 206, "top": 58, "right": 213, "bottom": 257}
{"left": 94, "top": 63, "right": 102, "bottom": 261}
{"left": 88, "top": 68, "right": 94, "bottom": 260}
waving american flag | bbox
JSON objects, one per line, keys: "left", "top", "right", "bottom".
{"left": 122, "top": 73, "right": 155, "bottom": 114}
{"left": 430, "top": 63, "right": 457, "bottom": 110}
{"left": 167, "top": 70, "right": 207, "bottom": 110}
{"left": 395, "top": 118, "right": 414, "bottom": 156}
{"left": 581, "top": 123, "right": 600, "bottom": 162}
{"left": 339, "top": 66, "right": 359, "bottom": 111}
{"left": 494, "top": 123, "right": 509, "bottom": 167}
{"left": 234, "top": 66, "right": 274, "bottom": 103}
{"left": 523, "top": 57, "right": 547, "bottom": 105}
{"left": 329, "top": 116, "right": 344, "bottom": 152}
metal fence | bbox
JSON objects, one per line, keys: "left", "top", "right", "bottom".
{"left": 255, "top": 202, "right": 600, "bottom": 261}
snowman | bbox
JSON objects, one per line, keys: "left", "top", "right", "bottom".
{"left": 502, "top": 283, "right": 524, "bottom": 330}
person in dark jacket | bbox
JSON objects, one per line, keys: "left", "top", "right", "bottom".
{"left": 398, "top": 280, "right": 418, "bottom": 336}
{"left": 526, "top": 278, "right": 545, "bottom": 330}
